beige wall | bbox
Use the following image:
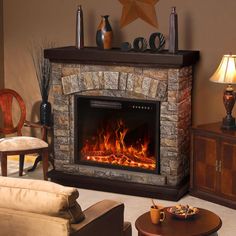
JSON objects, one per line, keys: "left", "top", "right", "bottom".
{"left": 0, "top": 0, "right": 3, "bottom": 89}
{"left": 3, "top": 0, "right": 236, "bottom": 125}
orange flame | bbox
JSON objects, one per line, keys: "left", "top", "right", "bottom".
{"left": 81, "top": 119, "right": 156, "bottom": 170}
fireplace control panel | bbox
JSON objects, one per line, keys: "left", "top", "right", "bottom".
{"left": 90, "top": 98, "right": 156, "bottom": 112}
{"left": 132, "top": 105, "right": 153, "bottom": 110}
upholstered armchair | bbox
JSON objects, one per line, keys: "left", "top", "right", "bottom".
{"left": 0, "top": 177, "right": 132, "bottom": 236}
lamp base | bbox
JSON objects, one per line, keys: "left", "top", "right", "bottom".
{"left": 221, "top": 85, "right": 236, "bottom": 130}
{"left": 222, "top": 115, "right": 236, "bottom": 130}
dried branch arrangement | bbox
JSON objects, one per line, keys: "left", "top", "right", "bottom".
{"left": 30, "top": 41, "right": 55, "bottom": 101}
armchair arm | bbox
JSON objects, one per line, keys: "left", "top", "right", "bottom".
{"left": 24, "top": 120, "right": 51, "bottom": 141}
{"left": 70, "top": 200, "right": 125, "bottom": 236}
{"left": 24, "top": 120, "right": 51, "bottom": 129}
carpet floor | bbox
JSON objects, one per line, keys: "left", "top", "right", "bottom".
{"left": 4, "top": 162, "right": 236, "bottom": 236}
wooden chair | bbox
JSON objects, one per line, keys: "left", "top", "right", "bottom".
{"left": 0, "top": 89, "right": 49, "bottom": 180}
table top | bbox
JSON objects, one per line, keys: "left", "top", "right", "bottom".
{"left": 135, "top": 208, "right": 222, "bottom": 236}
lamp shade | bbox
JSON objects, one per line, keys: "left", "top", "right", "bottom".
{"left": 210, "top": 55, "right": 236, "bottom": 84}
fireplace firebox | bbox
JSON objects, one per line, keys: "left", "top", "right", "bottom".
{"left": 75, "top": 96, "right": 160, "bottom": 173}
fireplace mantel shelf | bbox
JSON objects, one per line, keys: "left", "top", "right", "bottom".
{"left": 44, "top": 46, "right": 200, "bottom": 68}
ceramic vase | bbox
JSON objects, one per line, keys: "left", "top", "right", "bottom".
{"left": 96, "top": 15, "right": 113, "bottom": 50}
{"left": 40, "top": 99, "right": 51, "bottom": 126}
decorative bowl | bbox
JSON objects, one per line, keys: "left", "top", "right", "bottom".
{"left": 167, "top": 205, "right": 199, "bottom": 219}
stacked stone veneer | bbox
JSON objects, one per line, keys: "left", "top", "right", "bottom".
{"left": 51, "top": 63, "right": 193, "bottom": 186}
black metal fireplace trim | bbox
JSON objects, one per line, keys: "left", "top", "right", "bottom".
{"left": 47, "top": 170, "right": 189, "bottom": 201}
{"left": 74, "top": 95, "right": 161, "bottom": 174}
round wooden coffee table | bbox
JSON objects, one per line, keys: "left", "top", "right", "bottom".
{"left": 135, "top": 207, "right": 222, "bottom": 236}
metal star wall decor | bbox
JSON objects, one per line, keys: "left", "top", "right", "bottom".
{"left": 119, "top": 0, "right": 159, "bottom": 28}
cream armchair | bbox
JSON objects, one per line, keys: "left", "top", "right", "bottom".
{"left": 0, "top": 177, "right": 132, "bottom": 236}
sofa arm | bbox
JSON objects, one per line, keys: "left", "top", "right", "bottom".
{"left": 70, "top": 200, "right": 126, "bottom": 236}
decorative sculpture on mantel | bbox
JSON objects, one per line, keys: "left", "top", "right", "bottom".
{"left": 120, "top": 32, "right": 165, "bottom": 52}
{"left": 96, "top": 15, "right": 113, "bottom": 50}
{"left": 118, "top": 0, "right": 160, "bottom": 28}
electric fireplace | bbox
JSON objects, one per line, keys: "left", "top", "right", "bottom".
{"left": 75, "top": 96, "right": 160, "bottom": 173}
{"left": 45, "top": 46, "right": 199, "bottom": 200}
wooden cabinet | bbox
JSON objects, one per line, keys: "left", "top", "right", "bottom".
{"left": 190, "top": 122, "right": 236, "bottom": 209}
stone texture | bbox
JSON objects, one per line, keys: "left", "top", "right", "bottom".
{"left": 142, "top": 77, "right": 152, "bottom": 96}
{"left": 54, "top": 113, "right": 70, "bottom": 128}
{"left": 53, "top": 104, "right": 69, "bottom": 113}
{"left": 148, "top": 79, "right": 159, "bottom": 98}
{"left": 51, "top": 63, "right": 62, "bottom": 85}
{"left": 51, "top": 62, "right": 193, "bottom": 187}
{"left": 76, "top": 165, "right": 166, "bottom": 185}
{"left": 134, "top": 75, "right": 143, "bottom": 94}
{"left": 104, "top": 71, "right": 119, "bottom": 90}
{"left": 92, "top": 72, "right": 103, "bottom": 89}
{"left": 126, "top": 73, "right": 135, "bottom": 91}
{"left": 54, "top": 129, "right": 70, "bottom": 137}
{"left": 134, "top": 67, "right": 143, "bottom": 75}
{"left": 52, "top": 84, "right": 63, "bottom": 95}
{"left": 62, "top": 66, "right": 81, "bottom": 77}
{"left": 143, "top": 68, "right": 168, "bottom": 80}
{"left": 156, "top": 81, "right": 168, "bottom": 100}
{"left": 61, "top": 74, "right": 79, "bottom": 95}
{"left": 119, "top": 72, "right": 128, "bottom": 90}
{"left": 77, "top": 74, "right": 86, "bottom": 91}
{"left": 82, "top": 72, "right": 95, "bottom": 90}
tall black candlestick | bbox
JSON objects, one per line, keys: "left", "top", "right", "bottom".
{"left": 76, "top": 5, "right": 84, "bottom": 49}
{"left": 169, "top": 7, "right": 178, "bottom": 54}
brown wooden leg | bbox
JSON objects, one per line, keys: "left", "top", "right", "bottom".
{"left": 19, "top": 154, "right": 25, "bottom": 176}
{"left": 42, "top": 149, "right": 49, "bottom": 180}
{"left": 0, "top": 153, "right": 7, "bottom": 176}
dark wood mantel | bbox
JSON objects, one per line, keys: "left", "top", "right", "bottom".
{"left": 44, "top": 46, "right": 200, "bottom": 68}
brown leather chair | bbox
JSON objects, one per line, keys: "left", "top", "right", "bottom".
{"left": 0, "top": 89, "right": 49, "bottom": 180}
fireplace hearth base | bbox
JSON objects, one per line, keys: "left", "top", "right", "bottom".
{"left": 47, "top": 170, "right": 189, "bottom": 201}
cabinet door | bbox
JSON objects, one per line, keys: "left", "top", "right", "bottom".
{"left": 219, "top": 140, "right": 236, "bottom": 200}
{"left": 193, "top": 134, "right": 218, "bottom": 193}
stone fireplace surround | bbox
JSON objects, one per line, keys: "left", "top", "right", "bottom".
{"left": 45, "top": 47, "right": 199, "bottom": 200}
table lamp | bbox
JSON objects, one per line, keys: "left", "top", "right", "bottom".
{"left": 210, "top": 54, "right": 236, "bottom": 130}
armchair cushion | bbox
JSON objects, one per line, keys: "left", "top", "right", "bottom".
{"left": 0, "top": 177, "right": 85, "bottom": 223}
{"left": 0, "top": 136, "right": 48, "bottom": 152}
